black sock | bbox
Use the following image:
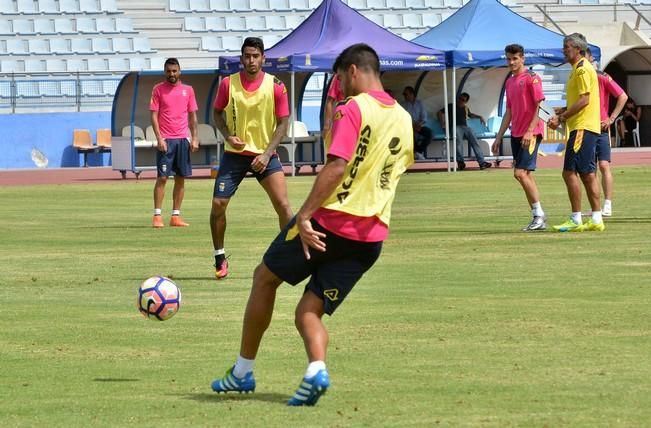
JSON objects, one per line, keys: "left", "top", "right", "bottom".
{"left": 215, "top": 254, "right": 225, "bottom": 265}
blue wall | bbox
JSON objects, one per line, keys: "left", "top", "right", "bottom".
{"left": 0, "top": 112, "right": 111, "bottom": 169}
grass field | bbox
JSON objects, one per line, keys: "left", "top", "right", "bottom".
{"left": 1, "top": 166, "right": 651, "bottom": 427}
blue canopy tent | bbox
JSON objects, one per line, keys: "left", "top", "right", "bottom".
{"left": 412, "top": 0, "right": 602, "bottom": 168}
{"left": 218, "top": 0, "right": 447, "bottom": 172}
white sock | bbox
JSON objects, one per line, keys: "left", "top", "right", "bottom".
{"left": 214, "top": 248, "right": 225, "bottom": 257}
{"left": 571, "top": 212, "right": 582, "bottom": 224}
{"left": 592, "top": 211, "right": 603, "bottom": 224}
{"left": 172, "top": 209, "right": 180, "bottom": 216}
{"left": 153, "top": 208, "right": 162, "bottom": 216}
{"left": 604, "top": 199, "right": 612, "bottom": 210}
{"left": 531, "top": 202, "right": 544, "bottom": 218}
{"left": 305, "top": 360, "right": 326, "bottom": 379}
{"left": 233, "top": 355, "right": 255, "bottom": 378}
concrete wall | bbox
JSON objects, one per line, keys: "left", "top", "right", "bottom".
{"left": 0, "top": 112, "right": 111, "bottom": 169}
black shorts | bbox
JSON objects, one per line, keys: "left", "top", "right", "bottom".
{"left": 263, "top": 216, "right": 383, "bottom": 315}
{"left": 564, "top": 129, "right": 598, "bottom": 174}
{"left": 156, "top": 138, "right": 192, "bottom": 177}
{"left": 213, "top": 151, "right": 283, "bottom": 199}
{"left": 511, "top": 135, "right": 542, "bottom": 171}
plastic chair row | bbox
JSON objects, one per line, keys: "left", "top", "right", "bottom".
{"left": 0, "top": 16, "right": 134, "bottom": 35}
{"left": 1, "top": 56, "right": 164, "bottom": 73}
{"left": 1, "top": 37, "right": 154, "bottom": 55}
{"left": 183, "top": 14, "right": 305, "bottom": 32}
{"left": 0, "top": 0, "right": 119, "bottom": 15}
{"left": 121, "top": 124, "right": 225, "bottom": 147}
{"left": 73, "top": 128, "right": 111, "bottom": 167}
{"left": 171, "top": 0, "right": 321, "bottom": 13}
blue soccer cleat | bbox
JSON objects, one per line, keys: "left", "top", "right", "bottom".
{"left": 211, "top": 366, "right": 255, "bottom": 394}
{"left": 287, "top": 369, "right": 330, "bottom": 406}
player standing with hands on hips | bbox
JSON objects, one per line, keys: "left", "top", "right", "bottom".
{"left": 150, "top": 58, "right": 199, "bottom": 228}
{"left": 210, "top": 43, "right": 414, "bottom": 406}
{"left": 210, "top": 37, "right": 293, "bottom": 280}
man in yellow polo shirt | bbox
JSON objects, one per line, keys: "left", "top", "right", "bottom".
{"left": 549, "top": 33, "right": 604, "bottom": 232}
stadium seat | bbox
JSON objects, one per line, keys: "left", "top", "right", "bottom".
{"left": 201, "top": 36, "right": 222, "bottom": 51}
{"left": 170, "top": 0, "right": 190, "bottom": 11}
{"left": 38, "top": 0, "right": 59, "bottom": 13}
{"left": 115, "top": 17, "right": 134, "bottom": 33}
{"left": 386, "top": 0, "right": 406, "bottom": 9}
{"left": 284, "top": 15, "right": 304, "bottom": 29}
{"left": 54, "top": 18, "right": 75, "bottom": 34}
{"left": 367, "top": 0, "right": 385, "bottom": 8}
{"left": 122, "top": 125, "right": 146, "bottom": 140}
{"left": 0, "top": 19, "right": 11, "bottom": 35}
{"left": 13, "top": 19, "right": 34, "bottom": 35}
{"left": 133, "top": 37, "right": 153, "bottom": 53}
{"left": 221, "top": 35, "right": 242, "bottom": 51}
{"left": 102, "top": 79, "right": 119, "bottom": 94}
{"left": 308, "top": 0, "right": 321, "bottom": 7}
{"left": 198, "top": 123, "right": 221, "bottom": 145}
{"left": 468, "top": 118, "right": 495, "bottom": 138}
{"left": 17, "top": 0, "right": 38, "bottom": 14}
{"left": 59, "top": 0, "right": 80, "bottom": 13}
{"left": 287, "top": 120, "right": 310, "bottom": 137}
{"left": 422, "top": 12, "right": 442, "bottom": 26}
{"left": 71, "top": 38, "right": 93, "bottom": 53}
{"left": 289, "top": 0, "right": 309, "bottom": 10}
{"left": 96, "top": 128, "right": 112, "bottom": 150}
{"left": 50, "top": 38, "right": 69, "bottom": 54}
{"left": 128, "top": 57, "right": 148, "bottom": 70}
{"left": 76, "top": 17, "right": 98, "bottom": 33}
{"left": 1, "top": 60, "right": 21, "bottom": 73}
{"left": 424, "top": 0, "right": 443, "bottom": 6}
{"left": 366, "top": 14, "right": 384, "bottom": 25}
{"left": 100, "top": 0, "right": 119, "bottom": 13}
{"left": 190, "top": 0, "right": 210, "bottom": 11}
{"left": 112, "top": 37, "right": 131, "bottom": 53}
{"left": 245, "top": 15, "right": 266, "bottom": 30}
{"left": 87, "top": 58, "right": 108, "bottom": 72}
{"left": 262, "top": 34, "right": 282, "bottom": 48}
{"left": 96, "top": 17, "right": 117, "bottom": 33}
{"left": 0, "top": 0, "right": 18, "bottom": 14}
{"left": 204, "top": 16, "right": 226, "bottom": 31}
{"left": 34, "top": 18, "right": 56, "bottom": 34}
{"left": 145, "top": 125, "right": 157, "bottom": 143}
{"left": 184, "top": 16, "right": 204, "bottom": 31}
{"left": 73, "top": 129, "right": 100, "bottom": 167}
{"left": 228, "top": 0, "right": 250, "bottom": 11}
{"left": 60, "top": 79, "right": 78, "bottom": 95}
{"left": 38, "top": 80, "right": 60, "bottom": 96}
{"left": 25, "top": 59, "right": 46, "bottom": 72}
{"left": 16, "top": 81, "right": 40, "bottom": 98}
{"left": 225, "top": 16, "right": 246, "bottom": 31}
{"left": 264, "top": 14, "right": 286, "bottom": 30}
{"left": 66, "top": 59, "right": 87, "bottom": 72}
{"left": 81, "top": 79, "right": 105, "bottom": 95}
{"left": 403, "top": 13, "right": 422, "bottom": 28}
{"left": 46, "top": 59, "right": 67, "bottom": 72}
{"left": 269, "top": 0, "right": 291, "bottom": 11}
{"left": 209, "top": 0, "right": 230, "bottom": 10}
{"left": 0, "top": 81, "right": 12, "bottom": 98}
{"left": 149, "top": 57, "right": 165, "bottom": 70}
{"left": 91, "top": 37, "right": 113, "bottom": 53}
{"left": 79, "top": 0, "right": 101, "bottom": 13}
{"left": 7, "top": 39, "right": 29, "bottom": 55}
{"left": 250, "top": 0, "right": 270, "bottom": 11}
{"left": 406, "top": 0, "right": 426, "bottom": 9}
{"left": 347, "top": 0, "right": 367, "bottom": 10}
{"left": 108, "top": 57, "right": 128, "bottom": 70}
{"left": 383, "top": 14, "right": 402, "bottom": 28}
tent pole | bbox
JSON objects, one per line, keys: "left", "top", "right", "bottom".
{"left": 291, "top": 71, "right": 296, "bottom": 177}
{"left": 452, "top": 67, "right": 457, "bottom": 172}
{"left": 443, "top": 68, "right": 449, "bottom": 172}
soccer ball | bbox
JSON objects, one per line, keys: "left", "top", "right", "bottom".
{"left": 137, "top": 276, "right": 181, "bottom": 321}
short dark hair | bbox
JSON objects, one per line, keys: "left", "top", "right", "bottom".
{"left": 164, "top": 58, "right": 180, "bottom": 69}
{"left": 242, "top": 37, "right": 264, "bottom": 54}
{"left": 333, "top": 43, "right": 380, "bottom": 75}
{"left": 585, "top": 47, "right": 592, "bottom": 57}
{"left": 505, "top": 44, "right": 524, "bottom": 56}
{"left": 459, "top": 92, "right": 470, "bottom": 102}
{"left": 403, "top": 86, "right": 415, "bottom": 96}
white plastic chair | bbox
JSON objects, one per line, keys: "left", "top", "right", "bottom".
{"left": 615, "top": 117, "right": 641, "bottom": 148}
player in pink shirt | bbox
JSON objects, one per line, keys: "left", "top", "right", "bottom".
{"left": 149, "top": 58, "right": 199, "bottom": 228}
{"left": 586, "top": 48, "right": 628, "bottom": 217}
{"left": 493, "top": 44, "right": 547, "bottom": 231}
{"left": 322, "top": 75, "right": 345, "bottom": 136}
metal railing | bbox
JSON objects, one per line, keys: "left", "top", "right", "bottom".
{"left": 0, "top": 71, "right": 123, "bottom": 113}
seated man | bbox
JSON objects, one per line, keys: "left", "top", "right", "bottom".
{"left": 437, "top": 92, "right": 492, "bottom": 170}
{"left": 402, "top": 86, "right": 432, "bottom": 160}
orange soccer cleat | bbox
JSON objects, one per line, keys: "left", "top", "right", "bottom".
{"left": 169, "top": 216, "right": 189, "bottom": 227}
{"left": 152, "top": 215, "right": 164, "bottom": 228}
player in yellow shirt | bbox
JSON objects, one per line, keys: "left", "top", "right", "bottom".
{"left": 210, "top": 43, "right": 413, "bottom": 406}
{"left": 549, "top": 33, "right": 604, "bottom": 232}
